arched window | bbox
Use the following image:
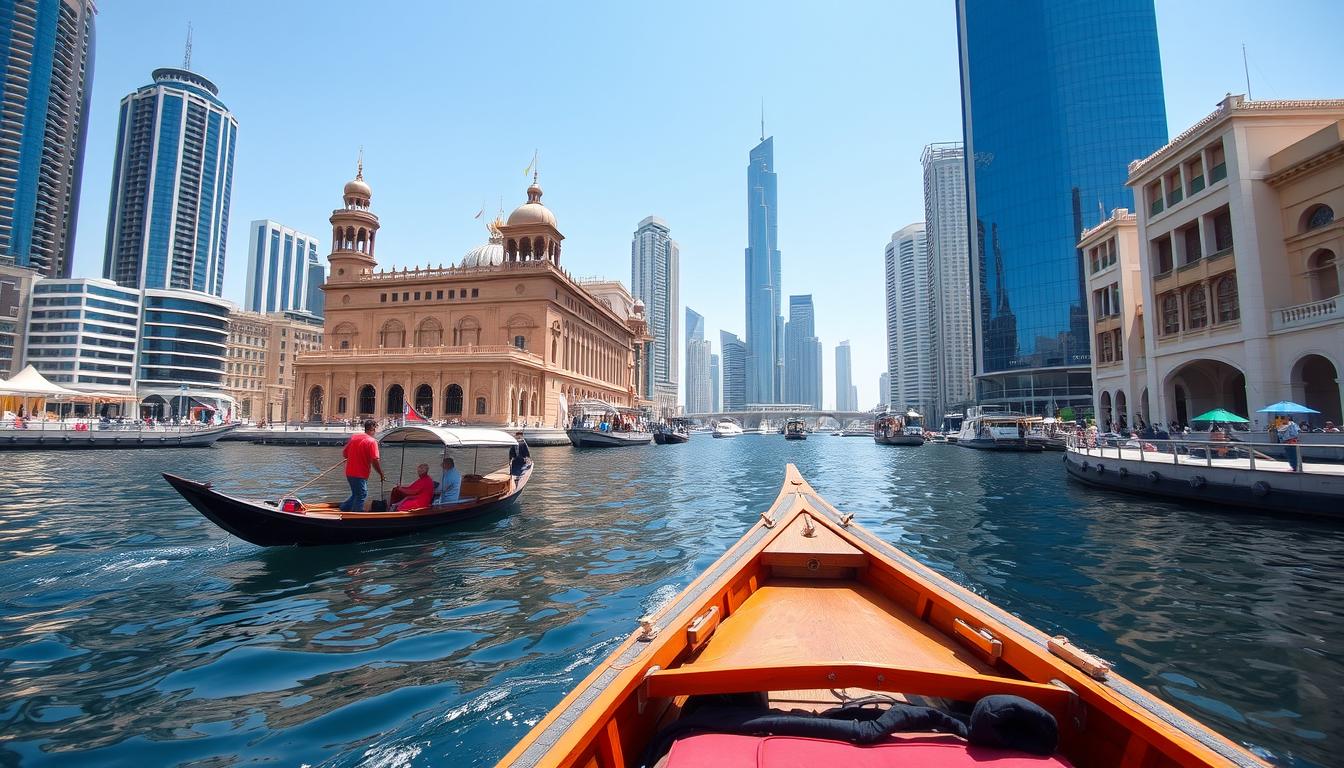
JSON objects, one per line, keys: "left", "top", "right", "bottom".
{"left": 514, "top": 334, "right": 526, "bottom": 350}
{"left": 385, "top": 384, "right": 404, "bottom": 415}
{"left": 1186, "top": 285, "right": 1208, "bottom": 329}
{"left": 1215, "top": 276, "right": 1240, "bottom": 323}
{"left": 1308, "top": 249, "right": 1338, "bottom": 300}
{"left": 475, "top": 396, "right": 488, "bottom": 415}
{"left": 414, "top": 384, "right": 433, "bottom": 418}
{"left": 1160, "top": 292, "right": 1180, "bottom": 335}
{"left": 332, "top": 322, "right": 358, "bottom": 349}
{"left": 358, "top": 384, "right": 376, "bottom": 415}
{"left": 519, "top": 391, "right": 528, "bottom": 419}
{"left": 1304, "top": 204, "right": 1335, "bottom": 231}
{"left": 415, "top": 317, "right": 443, "bottom": 347}
{"left": 444, "top": 384, "right": 464, "bottom": 415}
{"left": 379, "top": 319, "right": 405, "bottom": 347}
{"left": 308, "top": 386, "right": 324, "bottom": 420}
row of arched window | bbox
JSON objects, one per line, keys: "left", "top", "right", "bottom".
{"left": 1159, "top": 276, "right": 1239, "bottom": 336}
{"left": 330, "top": 317, "right": 505, "bottom": 350}
{"left": 333, "top": 225, "right": 375, "bottom": 254}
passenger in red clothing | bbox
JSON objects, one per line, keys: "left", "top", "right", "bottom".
{"left": 390, "top": 463, "right": 435, "bottom": 511}
{"left": 340, "top": 419, "right": 385, "bottom": 512}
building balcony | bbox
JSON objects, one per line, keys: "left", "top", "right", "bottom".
{"left": 297, "top": 344, "right": 544, "bottom": 365}
{"left": 1272, "top": 295, "right": 1342, "bottom": 331}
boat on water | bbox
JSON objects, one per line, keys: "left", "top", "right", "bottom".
{"left": 567, "top": 399, "right": 653, "bottom": 448}
{"left": 654, "top": 419, "right": 691, "bottom": 445}
{"left": 941, "top": 413, "right": 965, "bottom": 444}
{"left": 712, "top": 419, "right": 744, "bottom": 439}
{"left": 783, "top": 417, "right": 807, "bottom": 440}
{"left": 1064, "top": 433, "right": 1343, "bottom": 518}
{"left": 499, "top": 464, "right": 1268, "bottom": 768}
{"left": 162, "top": 425, "right": 530, "bottom": 546}
{"left": 874, "top": 410, "right": 925, "bottom": 446}
{"left": 0, "top": 420, "right": 236, "bottom": 450}
{"left": 840, "top": 425, "right": 870, "bottom": 437}
{"left": 956, "top": 406, "right": 1042, "bottom": 452}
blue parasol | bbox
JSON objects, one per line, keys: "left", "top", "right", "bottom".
{"left": 1256, "top": 401, "right": 1320, "bottom": 415}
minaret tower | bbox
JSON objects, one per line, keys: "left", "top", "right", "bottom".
{"left": 327, "top": 156, "right": 380, "bottom": 283}
{"left": 499, "top": 173, "right": 564, "bottom": 266}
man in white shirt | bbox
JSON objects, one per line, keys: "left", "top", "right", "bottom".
{"left": 436, "top": 457, "right": 462, "bottom": 505}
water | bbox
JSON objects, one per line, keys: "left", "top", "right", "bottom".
{"left": 0, "top": 437, "right": 1340, "bottom": 767}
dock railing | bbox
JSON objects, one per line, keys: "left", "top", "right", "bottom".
{"left": 0, "top": 419, "right": 226, "bottom": 435}
{"left": 1065, "top": 433, "right": 1331, "bottom": 475}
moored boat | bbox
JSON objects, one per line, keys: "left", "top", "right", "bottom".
{"left": 499, "top": 464, "right": 1268, "bottom": 768}
{"left": 956, "top": 406, "right": 1042, "bottom": 451}
{"left": 654, "top": 419, "right": 691, "bottom": 445}
{"left": 783, "top": 417, "right": 807, "bottom": 440}
{"left": 0, "top": 420, "right": 236, "bottom": 450}
{"left": 163, "top": 425, "right": 530, "bottom": 546}
{"left": 712, "top": 419, "right": 744, "bottom": 439}
{"left": 567, "top": 399, "right": 653, "bottom": 448}
{"left": 874, "top": 410, "right": 925, "bottom": 446}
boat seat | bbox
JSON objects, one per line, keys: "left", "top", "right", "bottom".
{"left": 662, "top": 733, "right": 1073, "bottom": 767}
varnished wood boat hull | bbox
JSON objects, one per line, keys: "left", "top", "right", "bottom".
{"left": 162, "top": 467, "right": 528, "bottom": 546}
{"left": 499, "top": 464, "right": 1266, "bottom": 768}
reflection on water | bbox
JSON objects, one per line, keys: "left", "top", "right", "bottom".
{"left": 0, "top": 439, "right": 1340, "bottom": 766}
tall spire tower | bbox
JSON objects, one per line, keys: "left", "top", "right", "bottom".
{"left": 326, "top": 156, "right": 380, "bottom": 284}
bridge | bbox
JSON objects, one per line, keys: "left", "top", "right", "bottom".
{"left": 680, "top": 405, "right": 881, "bottom": 429}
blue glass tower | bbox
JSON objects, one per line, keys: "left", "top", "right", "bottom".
{"left": 957, "top": 0, "right": 1167, "bottom": 414}
{"left": 0, "top": 0, "right": 96, "bottom": 277}
{"left": 103, "top": 67, "right": 238, "bottom": 296}
{"left": 745, "top": 136, "right": 782, "bottom": 404}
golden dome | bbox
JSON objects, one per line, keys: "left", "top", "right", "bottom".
{"left": 344, "top": 154, "right": 371, "bottom": 199}
{"left": 506, "top": 180, "right": 556, "bottom": 227}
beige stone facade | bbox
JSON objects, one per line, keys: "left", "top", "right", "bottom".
{"left": 225, "top": 311, "right": 323, "bottom": 423}
{"left": 1080, "top": 209, "right": 1147, "bottom": 429}
{"left": 294, "top": 170, "right": 650, "bottom": 427}
{"left": 1110, "top": 96, "right": 1344, "bottom": 429}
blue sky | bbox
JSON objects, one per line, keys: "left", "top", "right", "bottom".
{"left": 70, "top": 1, "right": 1342, "bottom": 409}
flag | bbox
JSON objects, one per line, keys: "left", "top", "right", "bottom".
{"left": 403, "top": 401, "right": 428, "bottom": 423}
{"left": 524, "top": 149, "right": 538, "bottom": 177}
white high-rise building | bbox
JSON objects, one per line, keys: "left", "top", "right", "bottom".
{"left": 684, "top": 307, "right": 712, "bottom": 413}
{"left": 631, "top": 216, "right": 679, "bottom": 416}
{"left": 835, "top": 340, "right": 856, "bottom": 410}
{"left": 922, "top": 143, "right": 974, "bottom": 417}
{"left": 244, "top": 220, "right": 325, "bottom": 317}
{"left": 878, "top": 372, "right": 890, "bottom": 408}
{"left": 885, "top": 223, "right": 936, "bottom": 418}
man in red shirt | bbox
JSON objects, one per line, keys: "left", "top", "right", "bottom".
{"left": 389, "top": 463, "right": 435, "bottom": 511}
{"left": 340, "top": 419, "right": 385, "bottom": 511}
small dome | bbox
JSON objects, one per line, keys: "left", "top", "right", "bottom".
{"left": 462, "top": 242, "right": 504, "bottom": 268}
{"left": 344, "top": 177, "right": 371, "bottom": 199}
{"left": 506, "top": 181, "right": 556, "bottom": 227}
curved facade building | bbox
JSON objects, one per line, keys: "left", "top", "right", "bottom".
{"left": 957, "top": 0, "right": 1167, "bottom": 415}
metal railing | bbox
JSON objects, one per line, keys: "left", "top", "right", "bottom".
{"left": 0, "top": 419, "right": 227, "bottom": 434}
{"left": 1065, "top": 433, "right": 1331, "bottom": 475}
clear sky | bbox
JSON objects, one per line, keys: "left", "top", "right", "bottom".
{"left": 70, "top": 1, "right": 1342, "bottom": 409}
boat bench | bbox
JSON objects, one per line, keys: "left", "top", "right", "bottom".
{"left": 662, "top": 733, "right": 1072, "bottom": 767}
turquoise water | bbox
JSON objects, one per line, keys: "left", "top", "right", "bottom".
{"left": 0, "top": 438, "right": 1340, "bottom": 767}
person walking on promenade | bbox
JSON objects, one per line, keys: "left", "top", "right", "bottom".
{"left": 1277, "top": 417, "right": 1302, "bottom": 472}
{"left": 341, "top": 419, "right": 385, "bottom": 511}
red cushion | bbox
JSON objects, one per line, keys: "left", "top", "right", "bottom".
{"left": 665, "top": 733, "right": 1073, "bottom": 767}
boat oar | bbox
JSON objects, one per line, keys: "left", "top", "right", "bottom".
{"left": 283, "top": 458, "right": 346, "bottom": 502}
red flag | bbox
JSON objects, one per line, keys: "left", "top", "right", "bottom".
{"left": 403, "top": 401, "right": 428, "bottom": 423}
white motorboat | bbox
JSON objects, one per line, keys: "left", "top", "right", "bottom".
{"left": 712, "top": 420, "right": 744, "bottom": 438}
{"left": 956, "top": 406, "right": 1042, "bottom": 451}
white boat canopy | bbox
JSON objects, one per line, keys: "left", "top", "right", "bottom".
{"left": 905, "top": 410, "right": 923, "bottom": 419}
{"left": 378, "top": 425, "right": 518, "bottom": 447}
{"left": 0, "top": 365, "right": 83, "bottom": 397}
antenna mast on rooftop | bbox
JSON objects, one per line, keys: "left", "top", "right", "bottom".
{"left": 183, "top": 22, "right": 193, "bottom": 70}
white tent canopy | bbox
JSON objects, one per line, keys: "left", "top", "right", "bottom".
{"left": 0, "top": 365, "right": 84, "bottom": 398}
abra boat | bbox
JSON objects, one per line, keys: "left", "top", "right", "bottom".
{"left": 0, "top": 420, "right": 235, "bottom": 450}
{"left": 874, "top": 410, "right": 925, "bottom": 446}
{"left": 654, "top": 419, "right": 691, "bottom": 445}
{"left": 783, "top": 418, "right": 807, "bottom": 440}
{"left": 712, "top": 419, "right": 744, "bottom": 439}
{"left": 163, "top": 425, "right": 530, "bottom": 546}
{"left": 956, "top": 406, "right": 1042, "bottom": 451}
{"left": 567, "top": 399, "right": 653, "bottom": 448}
{"left": 500, "top": 464, "right": 1267, "bottom": 768}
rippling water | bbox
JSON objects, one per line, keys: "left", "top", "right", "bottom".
{"left": 0, "top": 437, "right": 1340, "bottom": 767}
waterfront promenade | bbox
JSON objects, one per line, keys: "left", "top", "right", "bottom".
{"left": 0, "top": 439, "right": 1338, "bottom": 766}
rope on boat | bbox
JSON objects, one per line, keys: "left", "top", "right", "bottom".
{"left": 281, "top": 458, "right": 346, "bottom": 503}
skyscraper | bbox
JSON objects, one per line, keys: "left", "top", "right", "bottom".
{"left": 631, "top": 216, "right": 679, "bottom": 415}
{"left": 720, "top": 330, "right": 746, "bottom": 411}
{"left": 710, "top": 353, "right": 721, "bottom": 413}
{"left": 784, "top": 294, "right": 821, "bottom": 407}
{"left": 879, "top": 372, "right": 890, "bottom": 408}
{"left": 922, "top": 143, "right": 973, "bottom": 417}
{"left": 684, "top": 307, "right": 711, "bottom": 413}
{"left": 885, "top": 223, "right": 936, "bottom": 418}
{"left": 957, "top": 0, "right": 1167, "bottom": 414}
{"left": 835, "top": 340, "right": 856, "bottom": 410}
{"left": 245, "top": 220, "right": 324, "bottom": 317}
{"left": 103, "top": 64, "right": 239, "bottom": 295}
{"left": 0, "top": 0, "right": 96, "bottom": 277}
{"left": 745, "top": 135, "right": 782, "bottom": 404}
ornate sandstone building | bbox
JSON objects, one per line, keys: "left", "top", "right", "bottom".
{"left": 294, "top": 165, "right": 650, "bottom": 426}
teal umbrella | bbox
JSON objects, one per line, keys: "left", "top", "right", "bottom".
{"left": 1190, "top": 408, "right": 1249, "bottom": 423}
{"left": 1256, "top": 401, "right": 1320, "bottom": 415}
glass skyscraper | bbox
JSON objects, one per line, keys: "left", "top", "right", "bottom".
{"left": 784, "top": 294, "right": 821, "bottom": 407}
{"left": 0, "top": 0, "right": 96, "bottom": 278}
{"left": 835, "top": 340, "right": 856, "bottom": 411}
{"left": 103, "top": 66, "right": 238, "bottom": 295}
{"left": 245, "top": 220, "right": 324, "bottom": 317}
{"left": 719, "top": 330, "right": 746, "bottom": 411}
{"left": 745, "top": 136, "right": 782, "bottom": 404}
{"left": 684, "top": 307, "right": 711, "bottom": 414}
{"left": 631, "top": 216, "right": 678, "bottom": 415}
{"left": 957, "top": 0, "right": 1167, "bottom": 414}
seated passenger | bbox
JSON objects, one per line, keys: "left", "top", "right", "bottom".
{"left": 435, "top": 457, "right": 462, "bottom": 505}
{"left": 390, "top": 463, "right": 435, "bottom": 511}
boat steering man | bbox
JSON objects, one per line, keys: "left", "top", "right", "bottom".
{"left": 341, "top": 419, "right": 385, "bottom": 511}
